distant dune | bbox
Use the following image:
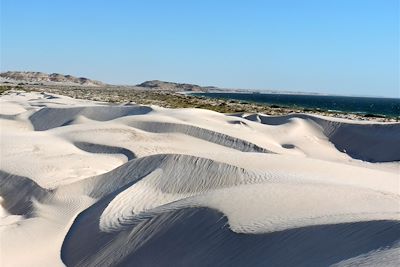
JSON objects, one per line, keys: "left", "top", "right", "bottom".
{"left": 0, "top": 71, "right": 105, "bottom": 86}
{"left": 0, "top": 90, "right": 399, "bottom": 266}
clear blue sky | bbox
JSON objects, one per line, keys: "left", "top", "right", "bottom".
{"left": 1, "top": 0, "right": 399, "bottom": 97}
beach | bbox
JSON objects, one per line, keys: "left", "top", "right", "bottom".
{"left": 1, "top": 90, "right": 399, "bottom": 266}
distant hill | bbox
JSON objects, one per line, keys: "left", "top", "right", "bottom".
{"left": 0, "top": 72, "right": 220, "bottom": 92}
{"left": 136, "top": 80, "right": 215, "bottom": 92}
{"left": 0, "top": 71, "right": 105, "bottom": 86}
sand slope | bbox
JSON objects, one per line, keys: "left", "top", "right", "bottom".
{"left": 1, "top": 91, "right": 399, "bottom": 266}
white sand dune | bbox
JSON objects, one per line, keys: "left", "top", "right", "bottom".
{"left": 1, "top": 91, "right": 399, "bottom": 266}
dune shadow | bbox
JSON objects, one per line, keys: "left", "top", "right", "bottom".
{"left": 0, "top": 114, "right": 18, "bottom": 120}
{"left": 281, "top": 143, "right": 295, "bottom": 149}
{"left": 73, "top": 142, "right": 136, "bottom": 160}
{"left": 127, "top": 121, "right": 271, "bottom": 153}
{"left": 239, "top": 113, "right": 400, "bottom": 162}
{"left": 61, "top": 204, "right": 400, "bottom": 267}
{"left": 29, "top": 105, "right": 153, "bottom": 131}
{"left": 0, "top": 170, "right": 49, "bottom": 216}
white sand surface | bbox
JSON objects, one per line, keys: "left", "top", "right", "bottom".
{"left": 1, "top": 91, "right": 399, "bottom": 266}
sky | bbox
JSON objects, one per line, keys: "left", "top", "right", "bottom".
{"left": 1, "top": 0, "right": 399, "bottom": 97}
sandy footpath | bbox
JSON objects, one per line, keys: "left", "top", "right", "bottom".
{"left": 1, "top": 91, "right": 399, "bottom": 266}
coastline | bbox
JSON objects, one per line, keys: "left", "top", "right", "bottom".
{"left": 1, "top": 84, "right": 398, "bottom": 122}
{"left": 189, "top": 92, "right": 400, "bottom": 119}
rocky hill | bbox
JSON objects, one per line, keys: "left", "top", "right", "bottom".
{"left": 136, "top": 80, "right": 214, "bottom": 92}
{"left": 0, "top": 71, "right": 105, "bottom": 86}
{"left": 0, "top": 72, "right": 220, "bottom": 92}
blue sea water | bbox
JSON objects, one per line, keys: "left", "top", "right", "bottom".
{"left": 193, "top": 93, "right": 400, "bottom": 118}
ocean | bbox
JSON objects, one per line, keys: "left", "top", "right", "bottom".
{"left": 193, "top": 92, "right": 400, "bottom": 118}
